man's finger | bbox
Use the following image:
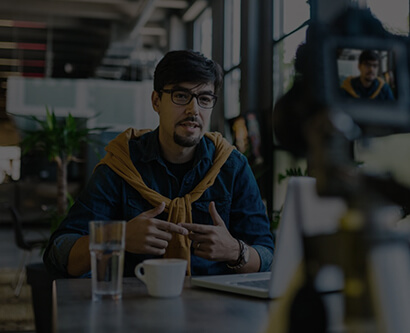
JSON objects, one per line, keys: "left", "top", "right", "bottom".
{"left": 141, "top": 202, "right": 166, "bottom": 218}
{"left": 159, "top": 221, "right": 189, "bottom": 235}
{"left": 208, "top": 201, "right": 225, "bottom": 227}
{"left": 178, "top": 223, "right": 207, "bottom": 234}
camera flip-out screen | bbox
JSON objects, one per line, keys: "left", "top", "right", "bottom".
{"left": 322, "top": 36, "right": 410, "bottom": 131}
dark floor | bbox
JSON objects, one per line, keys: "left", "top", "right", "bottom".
{"left": 0, "top": 226, "right": 50, "bottom": 333}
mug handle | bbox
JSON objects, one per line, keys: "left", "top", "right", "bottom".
{"left": 134, "top": 263, "right": 146, "bottom": 283}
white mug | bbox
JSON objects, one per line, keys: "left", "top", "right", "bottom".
{"left": 134, "top": 259, "right": 187, "bottom": 298}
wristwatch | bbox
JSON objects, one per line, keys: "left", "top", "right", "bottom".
{"left": 227, "top": 239, "right": 250, "bottom": 270}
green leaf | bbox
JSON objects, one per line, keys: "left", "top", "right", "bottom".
{"left": 16, "top": 107, "right": 110, "bottom": 162}
{"left": 12, "top": 107, "right": 112, "bottom": 235}
{"left": 277, "top": 167, "right": 308, "bottom": 184}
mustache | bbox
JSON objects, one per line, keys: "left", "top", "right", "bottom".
{"left": 177, "top": 116, "right": 202, "bottom": 128}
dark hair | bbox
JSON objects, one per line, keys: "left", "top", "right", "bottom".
{"left": 153, "top": 50, "right": 223, "bottom": 93}
{"left": 359, "top": 49, "right": 380, "bottom": 64}
{"left": 294, "top": 43, "right": 308, "bottom": 75}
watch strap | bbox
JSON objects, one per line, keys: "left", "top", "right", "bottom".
{"left": 227, "top": 239, "right": 249, "bottom": 270}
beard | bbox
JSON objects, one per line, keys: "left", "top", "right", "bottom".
{"left": 174, "top": 132, "right": 201, "bottom": 147}
{"left": 173, "top": 116, "right": 203, "bottom": 147}
{"left": 364, "top": 72, "right": 376, "bottom": 81}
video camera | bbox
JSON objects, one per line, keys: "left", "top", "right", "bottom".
{"left": 278, "top": 8, "right": 410, "bottom": 333}
{"left": 305, "top": 6, "right": 410, "bottom": 137}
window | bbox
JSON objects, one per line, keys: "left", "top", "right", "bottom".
{"left": 273, "top": 0, "right": 309, "bottom": 97}
{"left": 224, "top": 0, "right": 241, "bottom": 69}
{"left": 193, "top": 8, "right": 213, "bottom": 59}
{"left": 274, "top": 27, "right": 307, "bottom": 93}
{"left": 224, "top": 69, "right": 241, "bottom": 120}
{"left": 224, "top": 0, "right": 241, "bottom": 120}
{"left": 367, "top": 0, "right": 409, "bottom": 35}
{"left": 272, "top": 0, "right": 310, "bottom": 214}
{"left": 283, "top": 0, "right": 310, "bottom": 34}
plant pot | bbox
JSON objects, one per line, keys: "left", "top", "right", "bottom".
{"left": 26, "top": 262, "right": 53, "bottom": 333}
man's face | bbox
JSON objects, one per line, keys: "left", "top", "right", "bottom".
{"left": 152, "top": 82, "right": 215, "bottom": 149}
{"left": 358, "top": 59, "right": 379, "bottom": 84}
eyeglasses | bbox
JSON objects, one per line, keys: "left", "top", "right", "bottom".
{"left": 362, "top": 61, "right": 379, "bottom": 69}
{"left": 161, "top": 89, "right": 217, "bottom": 109}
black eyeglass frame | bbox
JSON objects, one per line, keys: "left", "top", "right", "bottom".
{"left": 161, "top": 89, "right": 218, "bottom": 109}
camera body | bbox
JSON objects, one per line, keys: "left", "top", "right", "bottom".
{"left": 306, "top": 6, "right": 410, "bottom": 137}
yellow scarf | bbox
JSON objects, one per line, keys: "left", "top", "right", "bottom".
{"left": 341, "top": 76, "right": 384, "bottom": 99}
{"left": 95, "top": 128, "right": 235, "bottom": 275}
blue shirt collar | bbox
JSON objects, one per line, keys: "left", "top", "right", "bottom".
{"left": 129, "top": 127, "right": 214, "bottom": 166}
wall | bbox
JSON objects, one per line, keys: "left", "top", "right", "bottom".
{"left": 6, "top": 77, "right": 159, "bottom": 132}
{"left": 355, "top": 133, "right": 410, "bottom": 187}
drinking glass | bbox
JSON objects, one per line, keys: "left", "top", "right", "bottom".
{"left": 89, "top": 220, "right": 126, "bottom": 301}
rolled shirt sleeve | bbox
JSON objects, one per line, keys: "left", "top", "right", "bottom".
{"left": 43, "top": 233, "right": 84, "bottom": 279}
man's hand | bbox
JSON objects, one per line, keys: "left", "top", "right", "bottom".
{"left": 125, "top": 202, "right": 189, "bottom": 255}
{"left": 178, "top": 201, "right": 239, "bottom": 262}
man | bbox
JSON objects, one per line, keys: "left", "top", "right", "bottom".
{"left": 341, "top": 49, "right": 395, "bottom": 100}
{"left": 43, "top": 50, "right": 274, "bottom": 279}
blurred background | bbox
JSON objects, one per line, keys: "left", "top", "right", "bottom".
{"left": 0, "top": 0, "right": 409, "bottom": 228}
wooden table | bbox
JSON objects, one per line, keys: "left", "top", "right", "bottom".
{"left": 53, "top": 277, "right": 274, "bottom": 333}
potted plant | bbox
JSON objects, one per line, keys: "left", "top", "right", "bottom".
{"left": 19, "top": 107, "right": 109, "bottom": 220}
{"left": 16, "top": 107, "right": 109, "bottom": 333}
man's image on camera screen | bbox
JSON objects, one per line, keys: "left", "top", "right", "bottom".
{"left": 340, "top": 49, "right": 395, "bottom": 100}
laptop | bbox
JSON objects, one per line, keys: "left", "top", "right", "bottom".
{"left": 191, "top": 176, "right": 347, "bottom": 299}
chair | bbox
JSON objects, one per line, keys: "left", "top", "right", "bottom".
{"left": 6, "top": 204, "right": 48, "bottom": 297}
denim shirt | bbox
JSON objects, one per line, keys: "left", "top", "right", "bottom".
{"left": 43, "top": 129, "right": 274, "bottom": 279}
